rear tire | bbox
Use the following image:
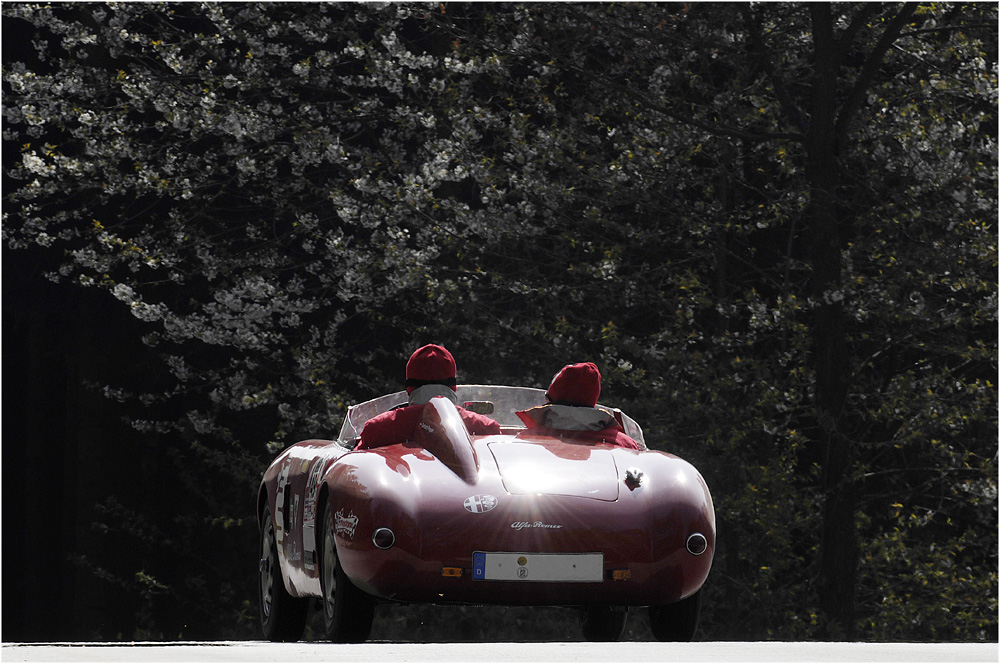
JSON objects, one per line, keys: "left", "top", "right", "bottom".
{"left": 649, "top": 590, "right": 701, "bottom": 642}
{"left": 320, "top": 499, "right": 376, "bottom": 643}
{"left": 259, "top": 504, "right": 308, "bottom": 642}
{"left": 581, "top": 605, "right": 629, "bottom": 641}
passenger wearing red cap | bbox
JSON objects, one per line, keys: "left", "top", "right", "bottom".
{"left": 515, "top": 362, "right": 640, "bottom": 450}
{"left": 357, "top": 344, "right": 501, "bottom": 449}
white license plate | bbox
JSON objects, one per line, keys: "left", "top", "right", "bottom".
{"left": 472, "top": 552, "right": 604, "bottom": 582}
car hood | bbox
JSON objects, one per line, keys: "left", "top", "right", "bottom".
{"left": 487, "top": 438, "right": 620, "bottom": 501}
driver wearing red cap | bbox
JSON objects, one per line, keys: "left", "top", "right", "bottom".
{"left": 515, "top": 362, "right": 640, "bottom": 450}
{"left": 357, "top": 344, "right": 501, "bottom": 449}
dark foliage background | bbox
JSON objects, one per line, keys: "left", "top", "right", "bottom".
{"left": 3, "top": 2, "right": 996, "bottom": 642}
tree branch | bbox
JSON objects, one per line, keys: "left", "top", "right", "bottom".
{"left": 742, "top": 3, "right": 808, "bottom": 134}
{"left": 838, "top": 4, "right": 886, "bottom": 56}
{"left": 835, "top": 3, "right": 920, "bottom": 140}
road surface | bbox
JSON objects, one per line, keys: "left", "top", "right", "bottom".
{"left": 3, "top": 641, "right": 996, "bottom": 662}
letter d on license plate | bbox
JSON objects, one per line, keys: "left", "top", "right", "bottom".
{"left": 472, "top": 552, "right": 603, "bottom": 582}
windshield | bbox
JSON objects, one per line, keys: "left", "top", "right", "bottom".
{"left": 336, "top": 384, "right": 645, "bottom": 449}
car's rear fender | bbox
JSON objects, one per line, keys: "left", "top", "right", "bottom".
{"left": 327, "top": 448, "right": 424, "bottom": 592}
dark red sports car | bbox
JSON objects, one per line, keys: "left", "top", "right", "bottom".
{"left": 257, "top": 386, "right": 715, "bottom": 642}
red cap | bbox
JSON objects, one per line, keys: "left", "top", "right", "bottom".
{"left": 546, "top": 362, "right": 601, "bottom": 407}
{"left": 405, "top": 344, "right": 457, "bottom": 393}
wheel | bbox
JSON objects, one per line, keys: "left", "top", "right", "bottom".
{"left": 580, "top": 605, "right": 629, "bottom": 641}
{"left": 649, "top": 590, "right": 701, "bottom": 642}
{"left": 259, "top": 504, "right": 308, "bottom": 642}
{"left": 319, "top": 499, "right": 376, "bottom": 643}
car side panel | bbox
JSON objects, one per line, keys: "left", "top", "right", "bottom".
{"left": 258, "top": 439, "right": 350, "bottom": 598}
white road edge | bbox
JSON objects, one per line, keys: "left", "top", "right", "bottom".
{"left": 2, "top": 641, "right": 997, "bottom": 663}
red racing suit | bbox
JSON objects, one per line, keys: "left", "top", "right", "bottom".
{"left": 515, "top": 404, "right": 640, "bottom": 450}
{"left": 357, "top": 401, "right": 501, "bottom": 450}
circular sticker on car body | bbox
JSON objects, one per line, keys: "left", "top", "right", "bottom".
{"left": 464, "top": 494, "right": 498, "bottom": 513}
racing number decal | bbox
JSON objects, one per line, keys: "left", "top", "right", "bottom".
{"left": 302, "top": 460, "right": 325, "bottom": 571}
{"left": 274, "top": 463, "right": 291, "bottom": 543}
{"left": 288, "top": 494, "right": 299, "bottom": 533}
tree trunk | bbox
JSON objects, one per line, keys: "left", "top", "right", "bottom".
{"left": 807, "top": 5, "right": 858, "bottom": 640}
